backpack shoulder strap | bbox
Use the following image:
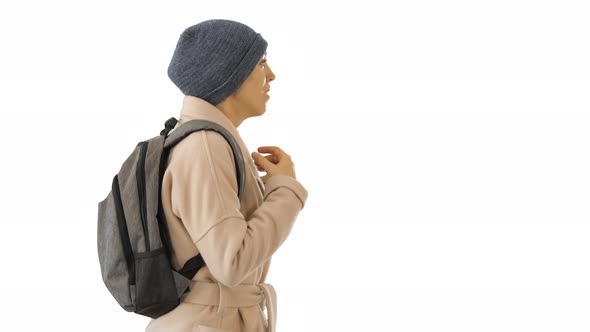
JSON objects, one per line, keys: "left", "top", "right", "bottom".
{"left": 162, "top": 118, "right": 246, "bottom": 200}
{"left": 158, "top": 118, "right": 248, "bottom": 281}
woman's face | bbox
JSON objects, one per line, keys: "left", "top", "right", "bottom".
{"left": 232, "top": 52, "right": 276, "bottom": 117}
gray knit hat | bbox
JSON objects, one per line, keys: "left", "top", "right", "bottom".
{"left": 167, "top": 19, "right": 268, "bottom": 105}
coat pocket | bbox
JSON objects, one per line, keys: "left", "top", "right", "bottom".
{"left": 192, "top": 324, "right": 234, "bottom": 332}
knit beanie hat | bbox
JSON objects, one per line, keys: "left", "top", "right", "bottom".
{"left": 167, "top": 19, "right": 268, "bottom": 105}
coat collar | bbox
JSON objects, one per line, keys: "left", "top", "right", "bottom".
{"left": 178, "top": 95, "right": 237, "bottom": 134}
{"left": 175, "top": 95, "right": 258, "bottom": 182}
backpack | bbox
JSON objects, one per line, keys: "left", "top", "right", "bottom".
{"left": 97, "top": 117, "right": 246, "bottom": 318}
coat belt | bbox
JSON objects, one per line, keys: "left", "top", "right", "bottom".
{"left": 182, "top": 281, "right": 277, "bottom": 332}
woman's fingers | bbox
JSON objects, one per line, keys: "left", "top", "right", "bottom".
{"left": 257, "top": 146, "right": 288, "bottom": 162}
{"left": 266, "top": 154, "right": 278, "bottom": 164}
{"left": 254, "top": 155, "right": 275, "bottom": 172}
{"left": 252, "top": 152, "right": 274, "bottom": 169}
{"left": 257, "top": 146, "right": 284, "bottom": 157}
{"left": 257, "top": 146, "right": 278, "bottom": 153}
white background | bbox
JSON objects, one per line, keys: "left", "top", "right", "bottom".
{"left": 1, "top": 0, "right": 589, "bottom": 331}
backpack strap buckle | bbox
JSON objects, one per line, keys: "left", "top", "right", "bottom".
{"left": 160, "top": 117, "right": 178, "bottom": 136}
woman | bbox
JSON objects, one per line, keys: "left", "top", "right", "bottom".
{"left": 145, "top": 19, "right": 308, "bottom": 332}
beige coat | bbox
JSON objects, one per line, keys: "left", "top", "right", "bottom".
{"left": 145, "top": 96, "right": 308, "bottom": 332}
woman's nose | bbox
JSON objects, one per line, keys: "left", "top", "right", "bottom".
{"left": 267, "top": 66, "right": 276, "bottom": 82}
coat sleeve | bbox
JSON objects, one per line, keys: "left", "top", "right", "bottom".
{"left": 167, "top": 130, "right": 308, "bottom": 287}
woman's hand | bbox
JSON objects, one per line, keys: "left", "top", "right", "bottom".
{"left": 251, "top": 146, "right": 297, "bottom": 183}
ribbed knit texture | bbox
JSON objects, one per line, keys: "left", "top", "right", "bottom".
{"left": 167, "top": 19, "right": 268, "bottom": 105}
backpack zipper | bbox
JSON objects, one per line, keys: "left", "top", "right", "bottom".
{"left": 137, "top": 141, "right": 150, "bottom": 251}
{"left": 112, "top": 175, "right": 135, "bottom": 286}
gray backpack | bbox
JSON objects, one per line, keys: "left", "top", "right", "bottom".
{"left": 97, "top": 117, "right": 246, "bottom": 318}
